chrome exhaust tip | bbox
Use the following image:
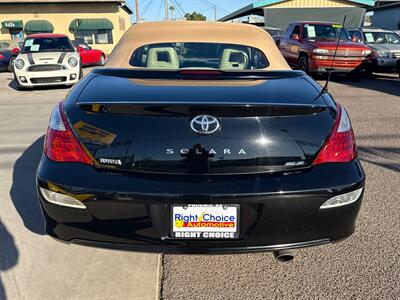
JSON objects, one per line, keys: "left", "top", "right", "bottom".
{"left": 273, "top": 250, "right": 294, "bottom": 262}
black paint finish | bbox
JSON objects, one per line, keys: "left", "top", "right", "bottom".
{"left": 37, "top": 157, "right": 364, "bottom": 253}
{"left": 36, "top": 69, "right": 365, "bottom": 253}
{"left": 65, "top": 71, "right": 336, "bottom": 175}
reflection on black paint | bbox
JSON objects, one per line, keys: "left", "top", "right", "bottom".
{"left": 182, "top": 143, "right": 214, "bottom": 173}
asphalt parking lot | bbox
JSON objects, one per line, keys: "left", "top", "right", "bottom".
{"left": 0, "top": 68, "right": 160, "bottom": 300}
{"left": 0, "top": 70, "right": 399, "bottom": 299}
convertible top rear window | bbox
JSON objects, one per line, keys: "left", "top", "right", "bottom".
{"left": 129, "top": 42, "right": 269, "bottom": 70}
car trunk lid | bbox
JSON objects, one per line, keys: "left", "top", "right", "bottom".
{"left": 66, "top": 71, "right": 335, "bottom": 175}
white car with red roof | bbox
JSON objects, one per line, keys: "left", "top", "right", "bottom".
{"left": 13, "top": 33, "right": 81, "bottom": 90}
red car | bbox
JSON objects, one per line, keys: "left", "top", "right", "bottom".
{"left": 72, "top": 40, "right": 105, "bottom": 66}
{"left": 276, "top": 22, "right": 373, "bottom": 75}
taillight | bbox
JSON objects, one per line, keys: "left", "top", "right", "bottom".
{"left": 312, "top": 104, "right": 356, "bottom": 165}
{"left": 0, "top": 54, "right": 4, "bottom": 59}
{"left": 44, "top": 102, "right": 93, "bottom": 165}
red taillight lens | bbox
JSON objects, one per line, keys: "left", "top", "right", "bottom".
{"left": 312, "top": 104, "right": 356, "bottom": 165}
{"left": 44, "top": 102, "right": 93, "bottom": 165}
{"left": 0, "top": 54, "right": 4, "bottom": 59}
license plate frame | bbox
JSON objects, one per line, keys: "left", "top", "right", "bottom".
{"left": 171, "top": 204, "right": 240, "bottom": 239}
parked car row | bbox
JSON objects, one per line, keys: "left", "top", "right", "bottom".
{"left": 4, "top": 23, "right": 399, "bottom": 90}
{"left": 273, "top": 22, "right": 400, "bottom": 76}
{"left": 72, "top": 40, "right": 106, "bottom": 67}
{"left": 348, "top": 27, "right": 400, "bottom": 72}
{"left": 1, "top": 33, "right": 106, "bottom": 90}
{"left": 13, "top": 34, "right": 83, "bottom": 90}
{"left": 0, "top": 39, "right": 20, "bottom": 72}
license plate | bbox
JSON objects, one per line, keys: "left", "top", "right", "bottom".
{"left": 171, "top": 204, "right": 239, "bottom": 239}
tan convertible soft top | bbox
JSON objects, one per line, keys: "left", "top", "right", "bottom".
{"left": 106, "top": 21, "right": 290, "bottom": 70}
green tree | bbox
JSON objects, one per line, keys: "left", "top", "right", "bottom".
{"left": 184, "top": 12, "right": 207, "bottom": 21}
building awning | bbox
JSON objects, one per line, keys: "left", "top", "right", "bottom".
{"left": 368, "top": 1, "right": 400, "bottom": 11}
{"left": 121, "top": 3, "right": 134, "bottom": 14}
{"left": 69, "top": 19, "right": 114, "bottom": 32}
{"left": 24, "top": 20, "right": 54, "bottom": 33}
{"left": 264, "top": 7, "right": 367, "bottom": 30}
{"left": 1, "top": 20, "right": 23, "bottom": 29}
{"left": 218, "top": 2, "right": 269, "bottom": 22}
{"left": 219, "top": 0, "right": 376, "bottom": 22}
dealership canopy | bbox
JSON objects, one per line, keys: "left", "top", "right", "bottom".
{"left": 69, "top": 18, "right": 114, "bottom": 32}
{"left": 24, "top": 20, "right": 54, "bottom": 33}
{"left": 1, "top": 20, "right": 23, "bottom": 29}
{"left": 219, "top": 0, "right": 376, "bottom": 28}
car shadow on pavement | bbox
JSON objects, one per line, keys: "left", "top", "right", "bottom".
{"left": 331, "top": 74, "right": 400, "bottom": 98}
{"left": 356, "top": 133, "right": 400, "bottom": 173}
{"left": 0, "top": 220, "right": 19, "bottom": 300}
{"left": 8, "top": 79, "right": 71, "bottom": 91}
{"left": 10, "top": 136, "right": 45, "bottom": 235}
{"left": 358, "top": 146, "right": 400, "bottom": 173}
{"left": 7, "top": 79, "right": 19, "bottom": 91}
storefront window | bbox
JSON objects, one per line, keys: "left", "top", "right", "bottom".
{"left": 75, "top": 30, "right": 94, "bottom": 44}
{"left": 9, "top": 28, "right": 24, "bottom": 43}
{"left": 1, "top": 21, "right": 24, "bottom": 43}
{"left": 0, "top": 42, "right": 11, "bottom": 49}
{"left": 74, "top": 29, "right": 113, "bottom": 45}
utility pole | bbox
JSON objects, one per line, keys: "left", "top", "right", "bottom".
{"left": 135, "top": 0, "right": 140, "bottom": 23}
{"left": 213, "top": 5, "right": 217, "bottom": 21}
{"left": 164, "top": 0, "right": 169, "bottom": 21}
{"left": 169, "top": 5, "right": 175, "bottom": 21}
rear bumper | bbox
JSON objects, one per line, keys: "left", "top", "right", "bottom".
{"left": 36, "top": 156, "right": 365, "bottom": 253}
{"left": 70, "top": 238, "right": 332, "bottom": 254}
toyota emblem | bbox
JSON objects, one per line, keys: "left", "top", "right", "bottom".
{"left": 190, "top": 115, "right": 221, "bottom": 135}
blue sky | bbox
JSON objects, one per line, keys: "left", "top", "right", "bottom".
{"left": 126, "top": 0, "right": 255, "bottom": 22}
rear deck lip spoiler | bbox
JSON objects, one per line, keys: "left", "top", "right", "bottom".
{"left": 76, "top": 101, "right": 326, "bottom": 108}
{"left": 75, "top": 101, "right": 328, "bottom": 117}
{"left": 91, "top": 68, "right": 306, "bottom": 80}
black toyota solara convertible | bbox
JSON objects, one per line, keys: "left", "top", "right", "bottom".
{"left": 36, "top": 22, "right": 365, "bottom": 256}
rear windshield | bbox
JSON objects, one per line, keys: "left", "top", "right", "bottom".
{"left": 130, "top": 42, "right": 269, "bottom": 70}
{"left": 22, "top": 37, "right": 74, "bottom": 53}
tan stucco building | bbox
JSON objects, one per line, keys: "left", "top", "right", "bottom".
{"left": 220, "top": 0, "right": 376, "bottom": 29}
{"left": 0, "top": 0, "right": 133, "bottom": 54}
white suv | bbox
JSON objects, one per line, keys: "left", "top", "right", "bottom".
{"left": 13, "top": 33, "right": 81, "bottom": 90}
